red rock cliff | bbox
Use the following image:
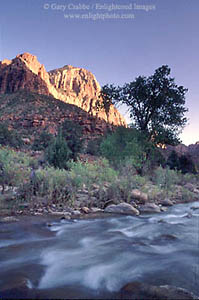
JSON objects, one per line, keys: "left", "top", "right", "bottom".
{"left": 0, "top": 53, "right": 126, "bottom": 127}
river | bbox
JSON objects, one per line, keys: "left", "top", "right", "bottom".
{"left": 1, "top": 201, "right": 199, "bottom": 299}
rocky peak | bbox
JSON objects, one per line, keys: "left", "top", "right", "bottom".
{"left": 0, "top": 53, "right": 50, "bottom": 95}
{"left": 15, "top": 53, "right": 51, "bottom": 84}
{"left": 0, "top": 59, "right": 12, "bottom": 67}
{"left": 0, "top": 53, "right": 126, "bottom": 127}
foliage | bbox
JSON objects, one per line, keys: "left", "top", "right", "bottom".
{"left": 166, "top": 150, "right": 181, "bottom": 170}
{"left": 67, "top": 158, "right": 118, "bottom": 188}
{"left": 60, "top": 120, "right": 83, "bottom": 160}
{"left": 0, "top": 123, "right": 24, "bottom": 148}
{"left": 95, "top": 84, "right": 120, "bottom": 118}
{"left": 178, "top": 154, "right": 197, "bottom": 174}
{"left": 100, "top": 126, "right": 164, "bottom": 174}
{"left": 101, "top": 65, "right": 188, "bottom": 145}
{"left": 166, "top": 151, "right": 197, "bottom": 174}
{"left": 180, "top": 172, "right": 199, "bottom": 185}
{"left": 18, "top": 166, "right": 70, "bottom": 203}
{"left": 32, "top": 131, "right": 54, "bottom": 151}
{"left": 44, "top": 131, "right": 71, "bottom": 169}
{"left": 0, "top": 147, "right": 33, "bottom": 193}
{"left": 153, "top": 166, "right": 181, "bottom": 190}
{"left": 86, "top": 137, "right": 103, "bottom": 156}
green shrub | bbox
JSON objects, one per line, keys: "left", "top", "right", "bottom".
{"left": 179, "top": 154, "right": 197, "bottom": 174}
{"left": 180, "top": 172, "right": 199, "bottom": 185}
{"left": 60, "top": 120, "right": 83, "bottom": 160}
{"left": 86, "top": 137, "right": 103, "bottom": 156}
{"left": 153, "top": 166, "right": 181, "bottom": 190}
{"left": 0, "top": 123, "right": 24, "bottom": 148}
{"left": 166, "top": 150, "right": 180, "bottom": 170}
{"left": 0, "top": 147, "right": 33, "bottom": 193}
{"left": 67, "top": 158, "right": 118, "bottom": 188}
{"left": 166, "top": 151, "right": 197, "bottom": 174}
{"left": 18, "top": 166, "right": 71, "bottom": 203}
{"left": 45, "top": 131, "right": 71, "bottom": 169}
{"left": 32, "top": 131, "right": 54, "bottom": 151}
{"left": 100, "top": 126, "right": 162, "bottom": 175}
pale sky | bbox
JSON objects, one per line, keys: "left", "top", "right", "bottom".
{"left": 0, "top": 0, "right": 198, "bottom": 145}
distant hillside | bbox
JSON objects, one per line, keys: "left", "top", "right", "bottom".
{"left": 0, "top": 91, "right": 116, "bottom": 143}
{"left": 160, "top": 143, "right": 199, "bottom": 170}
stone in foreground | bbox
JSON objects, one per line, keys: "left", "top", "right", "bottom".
{"left": 104, "top": 203, "right": 140, "bottom": 215}
{"left": 139, "top": 203, "right": 161, "bottom": 214}
{"left": 120, "top": 281, "right": 199, "bottom": 299}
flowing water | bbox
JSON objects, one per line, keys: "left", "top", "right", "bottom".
{"left": 1, "top": 201, "right": 199, "bottom": 299}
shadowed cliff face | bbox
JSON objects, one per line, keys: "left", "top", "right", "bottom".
{"left": 0, "top": 53, "right": 126, "bottom": 127}
{"left": 160, "top": 143, "right": 199, "bottom": 169}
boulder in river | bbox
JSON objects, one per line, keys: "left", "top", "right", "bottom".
{"left": 120, "top": 281, "right": 199, "bottom": 299}
{"left": 104, "top": 202, "right": 140, "bottom": 216}
{"left": 0, "top": 278, "right": 35, "bottom": 298}
{"left": 160, "top": 198, "right": 174, "bottom": 206}
{"left": 139, "top": 203, "right": 161, "bottom": 214}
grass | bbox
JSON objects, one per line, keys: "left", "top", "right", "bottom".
{"left": 0, "top": 146, "right": 198, "bottom": 213}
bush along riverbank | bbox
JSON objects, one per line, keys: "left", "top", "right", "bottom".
{"left": 0, "top": 142, "right": 198, "bottom": 222}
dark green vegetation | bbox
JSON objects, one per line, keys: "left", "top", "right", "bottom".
{"left": 100, "top": 126, "right": 165, "bottom": 175}
{"left": 99, "top": 65, "right": 188, "bottom": 145}
{"left": 167, "top": 150, "right": 197, "bottom": 174}
{"left": 0, "top": 123, "right": 24, "bottom": 148}
{"left": 44, "top": 130, "right": 72, "bottom": 169}
{"left": 32, "top": 131, "right": 54, "bottom": 151}
{"left": 60, "top": 120, "right": 83, "bottom": 160}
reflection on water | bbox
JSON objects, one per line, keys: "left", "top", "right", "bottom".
{"left": 0, "top": 201, "right": 199, "bottom": 298}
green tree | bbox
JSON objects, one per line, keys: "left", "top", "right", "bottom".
{"left": 179, "top": 154, "right": 197, "bottom": 174}
{"left": 95, "top": 84, "right": 120, "bottom": 121}
{"left": 101, "top": 66, "right": 188, "bottom": 145}
{"left": 45, "top": 131, "right": 71, "bottom": 169}
{"left": 100, "top": 126, "right": 163, "bottom": 175}
{"left": 60, "top": 120, "right": 83, "bottom": 160}
{"left": 32, "top": 131, "right": 54, "bottom": 151}
{"left": 166, "top": 150, "right": 180, "bottom": 170}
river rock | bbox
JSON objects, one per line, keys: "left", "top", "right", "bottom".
{"left": 120, "top": 281, "right": 199, "bottom": 299}
{"left": 121, "top": 282, "right": 199, "bottom": 300}
{"left": 191, "top": 205, "right": 199, "bottom": 210}
{"left": 193, "top": 188, "right": 199, "bottom": 194}
{"left": 103, "top": 200, "right": 117, "bottom": 209}
{"left": 72, "top": 210, "right": 81, "bottom": 216}
{"left": 130, "top": 189, "right": 148, "bottom": 204}
{"left": 104, "top": 203, "right": 140, "bottom": 216}
{"left": 160, "top": 206, "right": 168, "bottom": 212}
{"left": 81, "top": 206, "right": 90, "bottom": 214}
{"left": 139, "top": 203, "right": 161, "bottom": 214}
{"left": 90, "top": 207, "right": 103, "bottom": 213}
{"left": 1, "top": 278, "right": 34, "bottom": 298}
{"left": 161, "top": 198, "right": 174, "bottom": 206}
{"left": 184, "top": 183, "right": 195, "bottom": 192}
{"left": 91, "top": 183, "right": 100, "bottom": 190}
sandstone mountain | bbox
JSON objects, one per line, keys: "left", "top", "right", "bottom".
{"left": 0, "top": 53, "right": 126, "bottom": 127}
